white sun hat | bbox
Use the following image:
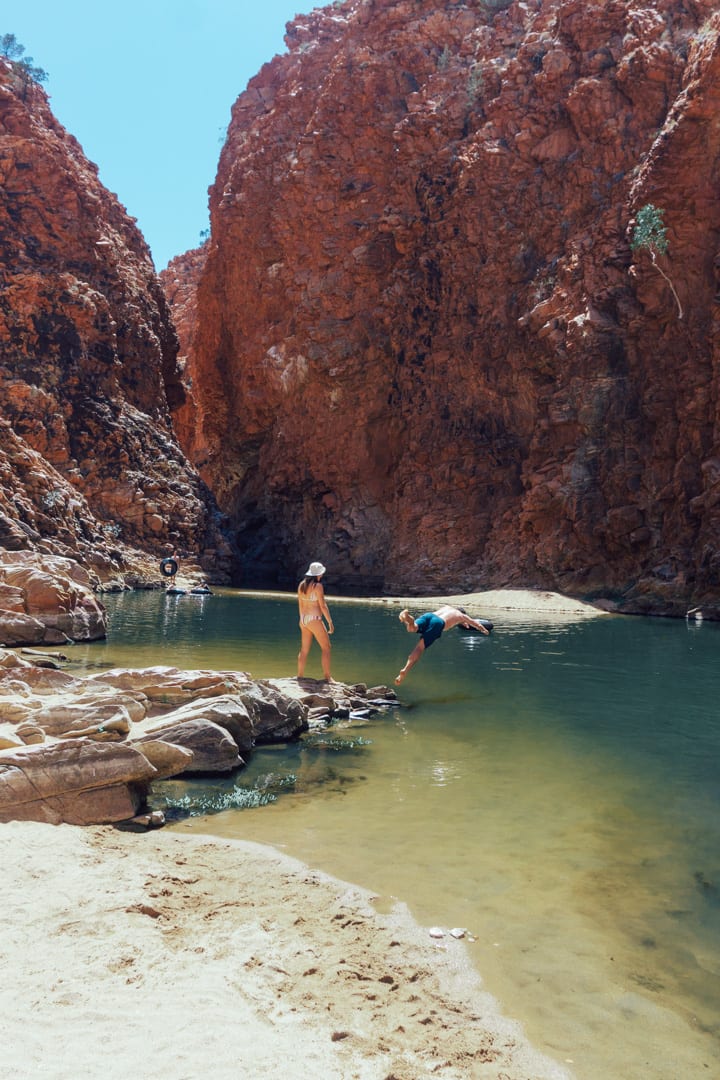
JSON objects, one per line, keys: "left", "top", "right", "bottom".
{"left": 305, "top": 561, "right": 326, "bottom": 577}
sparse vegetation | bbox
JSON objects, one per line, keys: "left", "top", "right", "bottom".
{"left": 466, "top": 64, "right": 484, "bottom": 102}
{"left": 0, "top": 33, "right": 48, "bottom": 91}
{"left": 529, "top": 270, "right": 557, "bottom": 306}
{"left": 630, "top": 203, "right": 683, "bottom": 319}
{"left": 438, "top": 45, "right": 452, "bottom": 71}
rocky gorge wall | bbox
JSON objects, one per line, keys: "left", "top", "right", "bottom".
{"left": 160, "top": 244, "right": 208, "bottom": 466}
{"left": 174, "top": 0, "right": 720, "bottom": 614}
{"left": 0, "top": 61, "right": 231, "bottom": 583}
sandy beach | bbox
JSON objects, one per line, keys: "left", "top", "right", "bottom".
{"left": 237, "top": 587, "right": 607, "bottom": 620}
{"left": 2, "top": 820, "right": 572, "bottom": 1080}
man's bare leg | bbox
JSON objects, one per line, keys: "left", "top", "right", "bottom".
{"left": 395, "top": 641, "right": 425, "bottom": 684}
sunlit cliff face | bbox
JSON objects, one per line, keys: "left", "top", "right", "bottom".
{"left": 170, "top": 0, "right": 720, "bottom": 613}
{"left": 0, "top": 61, "right": 229, "bottom": 578}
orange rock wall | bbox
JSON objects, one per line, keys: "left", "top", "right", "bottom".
{"left": 0, "top": 62, "right": 229, "bottom": 579}
{"left": 180, "top": 0, "right": 720, "bottom": 612}
{"left": 160, "top": 245, "right": 208, "bottom": 466}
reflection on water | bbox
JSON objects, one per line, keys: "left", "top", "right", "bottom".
{"left": 72, "top": 591, "right": 720, "bottom": 1079}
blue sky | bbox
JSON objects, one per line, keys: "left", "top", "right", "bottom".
{"left": 5, "top": 1, "right": 311, "bottom": 268}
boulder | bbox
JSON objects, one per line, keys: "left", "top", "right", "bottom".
{"left": 0, "top": 657, "right": 147, "bottom": 735}
{"left": 87, "top": 666, "right": 251, "bottom": 706}
{"left": 130, "top": 739, "right": 194, "bottom": 780}
{"left": 15, "top": 723, "right": 44, "bottom": 745}
{"left": 0, "top": 740, "right": 157, "bottom": 825}
{"left": 239, "top": 682, "right": 308, "bottom": 743}
{"left": 58, "top": 785, "right": 146, "bottom": 826}
{"left": 0, "top": 610, "right": 64, "bottom": 646}
{"left": 133, "top": 717, "right": 243, "bottom": 774}
{"left": 32, "top": 703, "right": 134, "bottom": 738}
{"left": 139, "top": 695, "right": 254, "bottom": 755}
{"left": 0, "top": 584, "right": 26, "bottom": 613}
{"left": 0, "top": 553, "right": 107, "bottom": 644}
{"left": 55, "top": 715, "right": 131, "bottom": 741}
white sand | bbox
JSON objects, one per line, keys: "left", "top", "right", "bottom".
{"left": 1, "top": 820, "right": 572, "bottom": 1080}
{"left": 236, "top": 587, "right": 607, "bottom": 620}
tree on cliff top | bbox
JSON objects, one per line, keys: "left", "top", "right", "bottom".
{"left": 631, "top": 203, "right": 683, "bottom": 320}
{"left": 0, "top": 33, "right": 48, "bottom": 92}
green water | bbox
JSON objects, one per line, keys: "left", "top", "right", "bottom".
{"left": 72, "top": 590, "right": 720, "bottom": 1079}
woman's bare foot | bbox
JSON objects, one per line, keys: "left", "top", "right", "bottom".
{"left": 394, "top": 672, "right": 405, "bottom": 685}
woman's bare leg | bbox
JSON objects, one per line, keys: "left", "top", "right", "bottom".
{"left": 297, "top": 626, "right": 314, "bottom": 677}
{"left": 309, "top": 621, "right": 332, "bottom": 680}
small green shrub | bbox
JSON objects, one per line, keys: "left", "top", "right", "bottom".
{"left": 630, "top": 203, "right": 683, "bottom": 319}
{"left": 631, "top": 203, "right": 668, "bottom": 255}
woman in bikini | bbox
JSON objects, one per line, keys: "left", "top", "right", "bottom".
{"left": 297, "top": 561, "right": 334, "bottom": 681}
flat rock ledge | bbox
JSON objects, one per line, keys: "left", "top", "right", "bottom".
{"left": 0, "top": 649, "right": 397, "bottom": 826}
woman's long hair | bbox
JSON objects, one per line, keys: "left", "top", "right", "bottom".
{"left": 298, "top": 574, "right": 320, "bottom": 595}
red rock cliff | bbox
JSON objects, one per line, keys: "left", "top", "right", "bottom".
{"left": 179, "top": 0, "right": 720, "bottom": 612}
{"left": 160, "top": 244, "right": 208, "bottom": 465}
{"left": 0, "top": 61, "right": 230, "bottom": 581}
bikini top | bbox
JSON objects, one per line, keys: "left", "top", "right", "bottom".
{"left": 301, "top": 585, "right": 321, "bottom": 604}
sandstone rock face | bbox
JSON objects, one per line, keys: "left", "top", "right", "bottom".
{"left": 0, "top": 652, "right": 396, "bottom": 823}
{"left": 135, "top": 717, "right": 244, "bottom": 774}
{"left": 0, "top": 740, "right": 156, "bottom": 825}
{"left": 0, "top": 552, "right": 107, "bottom": 645}
{"left": 127, "top": 739, "right": 194, "bottom": 780}
{"left": 159, "top": 245, "right": 208, "bottom": 463}
{"left": 137, "top": 693, "right": 255, "bottom": 758}
{"left": 239, "top": 681, "right": 309, "bottom": 742}
{"left": 0, "top": 61, "right": 231, "bottom": 582}
{"left": 177, "top": 0, "right": 720, "bottom": 614}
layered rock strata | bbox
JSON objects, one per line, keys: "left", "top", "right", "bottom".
{"left": 0, "top": 60, "right": 231, "bottom": 582}
{"left": 0, "top": 648, "right": 397, "bottom": 825}
{"left": 177, "top": 0, "right": 720, "bottom": 614}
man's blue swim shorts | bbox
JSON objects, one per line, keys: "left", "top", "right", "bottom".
{"left": 415, "top": 612, "right": 445, "bottom": 649}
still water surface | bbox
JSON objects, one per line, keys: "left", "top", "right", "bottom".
{"left": 71, "top": 590, "right": 720, "bottom": 1079}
